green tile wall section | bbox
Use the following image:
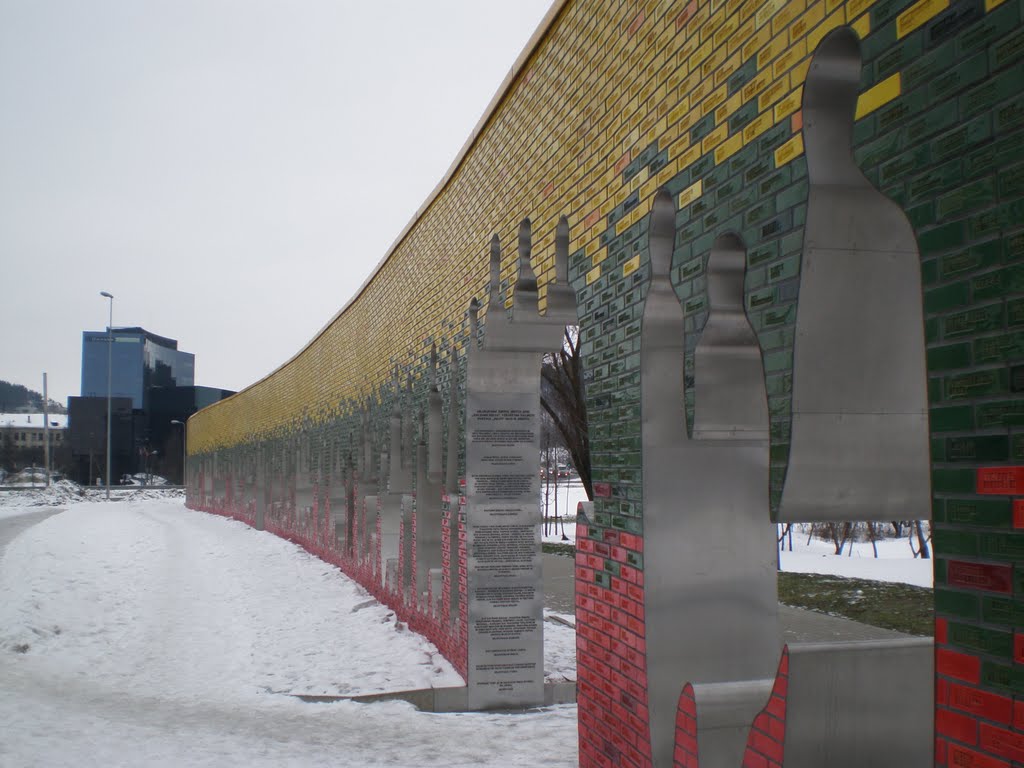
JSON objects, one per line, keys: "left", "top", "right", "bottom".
{"left": 897, "top": 7, "right": 1024, "bottom": 762}
{"left": 575, "top": 143, "right": 810, "bottom": 535}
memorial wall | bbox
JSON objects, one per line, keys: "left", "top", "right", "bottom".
{"left": 186, "top": 0, "right": 1024, "bottom": 764}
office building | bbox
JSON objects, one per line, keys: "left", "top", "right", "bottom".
{"left": 81, "top": 327, "right": 194, "bottom": 410}
{"left": 70, "top": 327, "right": 231, "bottom": 485}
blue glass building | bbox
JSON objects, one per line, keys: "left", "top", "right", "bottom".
{"left": 80, "top": 327, "right": 195, "bottom": 410}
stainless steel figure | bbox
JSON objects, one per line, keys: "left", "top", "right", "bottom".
{"left": 255, "top": 444, "right": 267, "bottom": 530}
{"left": 361, "top": 495, "right": 377, "bottom": 562}
{"left": 781, "top": 639, "right": 933, "bottom": 767}
{"left": 428, "top": 346, "right": 444, "bottom": 480}
{"left": 379, "top": 370, "right": 414, "bottom": 586}
{"left": 689, "top": 679, "right": 775, "bottom": 766}
{"left": 641, "top": 191, "right": 779, "bottom": 767}
{"left": 416, "top": 350, "right": 446, "bottom": 604}
{"left": 379, "top": 491, "right": 402, "bottom": 586}
{"left": 445, "top": 345, "right": 461, "bottom": 495}
{"left": 400, "top": 494, "right": 414, "bottom": 596}
{"left": 389, "top": 367, "right": 413, "bottom": 494}
{"left": 780, "top": 28, "right": 929, "bottom": 523}
{"left": 693, "top": 234, "right": 770, "bottom": 441}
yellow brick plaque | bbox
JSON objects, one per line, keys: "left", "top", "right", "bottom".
{"left": 678, "top": 179, "right": 704, "bottom": 208}
{"left": 743, "top": 112, "right": 774, "bottom": 143}
{"left": 715, "top": 133, "right": 743, "bottom": 164}
{"left": 855, "top": 73, "right": 901, "bottom": 119}
{"left": 775, "top": 87, "right": 804, "bottom": 122}
{"left": 774, "top": 133, "right": 805, "bottom": 167}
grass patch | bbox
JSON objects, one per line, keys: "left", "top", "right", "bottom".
{"left": 778, "top": 571, "right": 933, "bottom": 637}
{"left": 542, "top": 542, "right": 577, "bottom": 558}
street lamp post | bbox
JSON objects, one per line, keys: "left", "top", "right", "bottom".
{"left": 100, "top": 291, "right": 114, "bottom": 500}
{"left": 171, "top": 420, "right": 186, "bottom": 488}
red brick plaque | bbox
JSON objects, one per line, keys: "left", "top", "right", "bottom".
{"left": 937, "top": 648, "right": 981, "bottom": 684}
{"left": 980, "top": 723, "right": 1024, "bottom": 763}
{"left": 949, "top": 741, "right": 1012, "bottom": 768}
{"left": 976, "top": 467, "right": 1024, "bottom": 495}
{"left": 948, "top": 682, "right": 1013, "bottom": 725}
{"left": 947, "top": 560, "right": 1014, "bottom": 594}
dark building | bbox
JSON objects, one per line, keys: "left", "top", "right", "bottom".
{"left": 70, "top": 327, "right": 231, "bottom": 485}
{"left": 67, "top": 396, "right": 136, "bottom": 485}
{"left": 148, "top": 386, "right": 235, "bottom": 482}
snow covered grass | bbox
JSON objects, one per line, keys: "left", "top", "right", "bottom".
{"left": 0, "top": 499, "right": 578, "bottom": 766}
{"left": 778, "top": 528, "right": 933, "bottom": 588}
{"left": 541, "top": 481, "right": 934, "bottom": 588}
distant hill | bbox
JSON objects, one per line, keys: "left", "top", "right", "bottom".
{"left": 0, "top": 380, "right": 66, "bottom": 414}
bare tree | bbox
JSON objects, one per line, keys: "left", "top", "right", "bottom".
{"left": 777, "top": 522, "right": 793, "bottom": 551}
{"left": 866, "top": 521, "right": 879, "bottom": 558}
{"left": 910, "top": 520, "right": 931, "bottom": 559}
{"left": 540, "top": 327, "right": 592, "bottom": 500}
{"left": 814, "top": 521, "right": 853, "bottom": 555}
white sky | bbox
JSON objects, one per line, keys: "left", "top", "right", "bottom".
{"left": 0, "top": 0, "right": 554, "bottom": 404}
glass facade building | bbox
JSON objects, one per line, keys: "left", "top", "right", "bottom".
{"left": 72, "top": 327, "right": 228, "bottom": 485}
{"left": 81, "top": 328, "right": 194, "bottom": 410}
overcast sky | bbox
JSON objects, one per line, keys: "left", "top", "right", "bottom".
{"left": 0, "top": 0, "right": 553, "bottom": 405}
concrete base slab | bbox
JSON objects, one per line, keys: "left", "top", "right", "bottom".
{"left": 778, "top": 603, "right": 919, "bottom": 643}
{"left": 293, "top": 681, "right": 576, "bottom": 712}
{"left": 542, "top": 552, "right": 576, "bottom": 615}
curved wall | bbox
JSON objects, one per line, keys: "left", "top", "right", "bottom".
{"left": 188, "top": 0, "right": 1024, "bottom": 765}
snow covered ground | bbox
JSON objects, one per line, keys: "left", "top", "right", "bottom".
{"left": 0, "top": 498, "right": 578, "bottom": 767}
{"left": 0, "top": 484, "right": 932, "bottom": 765}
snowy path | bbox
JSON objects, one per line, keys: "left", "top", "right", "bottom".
{"left": 0, "top": 493, "right": 930, "bottom": 765}
{"left": 0, "top": 506, "right": 62, "bottom": 544}
{"left": 0, "top": 499, "right": 578, "bottom": 766}
{"left": 1, "top": 660, "right": 577, "bottom": 767}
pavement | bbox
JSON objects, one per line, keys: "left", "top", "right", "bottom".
{"left": 543, "top": 552, "right": 577, "bottom": 615}
{"left": 0, "top": 508, "right": 64, "bottom": 553}
{"left": 542, "top": 551, "right": 919, "bottom": 642}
